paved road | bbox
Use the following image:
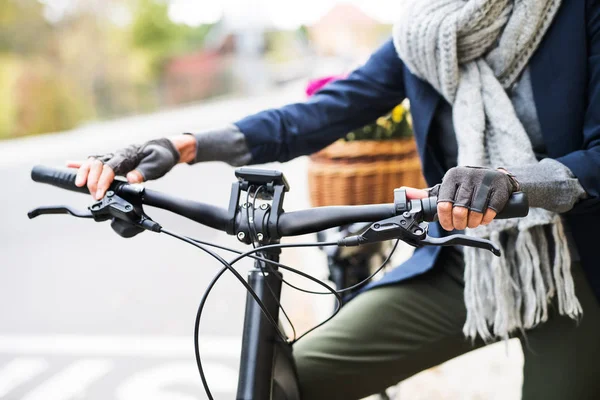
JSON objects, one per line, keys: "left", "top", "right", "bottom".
{"left": 0, "top": 84, "right": 336, "bottom": 399}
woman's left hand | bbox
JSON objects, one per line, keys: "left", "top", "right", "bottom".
{"left": 432, "top": 166, "right": 519, "bottom": 231}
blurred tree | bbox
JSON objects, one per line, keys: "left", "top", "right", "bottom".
{"left": 130, "top": 0, "right": 214, "bottom": 77}
{"left": 0, "top": 0, "right": 55, "bottom": 139}
{"left": 0, "top": 56, "right": 20, "bottom": 139}
{"left": 131, "top": 0, "right": 180, "bottom": 53}
{"left": 0, "top": 0, "right": 52, "bottom": 55}
{"left": 14, "top": 60, "right": 94, "bottom": 137}
{"left": 0, "top": 0, "right": 216, "bottom": 140}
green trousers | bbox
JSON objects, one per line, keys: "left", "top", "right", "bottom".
{"left": 293, "top": 248, "right": 600, "bottom": 399}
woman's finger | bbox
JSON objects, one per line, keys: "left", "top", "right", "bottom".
{"left": 75, "top": 158, "right": 93, "bottom": 187}
{"left": 66, "top": 160, "right": 83, "bottom": 169}
{"left": 467, "top": 210, "right": 484, "bottom": 228}
{"left": 95, "top": 165, "right": 115, "bottom": 199}
{"left": 87, "top": 159, "right": 104, "bottom": 198}
{"left": 437, "top": 201, "right": 454, "bottom": 231}
{"left": 126, "top": 170, "right": 144, "bottom": 184}
{"left": 481, "top": 208, "right": 497, "bottom": 225}
{"left": 399, "top": 186, "right": 429, "bottom": 200}
{"left": 452, "top": 206, "right": 469, "bottom": 230}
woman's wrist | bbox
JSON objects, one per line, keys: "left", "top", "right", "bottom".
{"left": 187, "top": 126, "right": 252, "bottom": 166}
{"left": 497, "top": 167, "right": 521, "bottom": 192}
{"left": 170, "top": 134, "right": 197, "bottom": 164}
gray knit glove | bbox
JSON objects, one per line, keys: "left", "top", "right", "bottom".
{"left": 92, "top": 138, "right": 180, "bottom": 181}
{"left": 430, "top": 166, "right": 520, "bottom": 213}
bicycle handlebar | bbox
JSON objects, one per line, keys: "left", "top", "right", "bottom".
{"left": 31, "top": 165, "right": 231, "bottom": 231}
{"left": 32, "top": 165, "right": 90, "bottom": 194}
{"left": 31, "top": 165, "right": 529, "bottom": 237}
{"left": 279, "top": 192, "right": 528, "bottom": 236}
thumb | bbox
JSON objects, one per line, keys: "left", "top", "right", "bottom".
{"left": 399, "top": 186, "right": 429, "bottom": 200}
{"left": 126, "top": 170, "right": 144, "bottom": 183}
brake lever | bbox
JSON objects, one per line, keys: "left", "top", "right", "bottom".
{"left": 336, "top": 192, "right": 501, "bottom": 257}
{"left": 28, "top": 191, "right": 161, "bottom": 238}
{"left": 337, "top": 211, "right": 427, "bottom": 248}
{"left": 28, "top": 206, "right": 93, "bottom": 219}
{"left": 88, "top": 191, "right": 161, "bottom": 236}
{"left": 421, "top": 234, "right": 501, "bottom": 256}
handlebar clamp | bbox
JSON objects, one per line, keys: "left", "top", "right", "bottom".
{"left": 229, "top": 168, "right": 291, "bottom": 245}
{"left": 89, "top": 191, "right": 160, "bottom": 238}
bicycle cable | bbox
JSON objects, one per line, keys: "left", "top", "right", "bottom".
{"left": 297, "top": 238, "right": 401, "bottom": 296}
{"left": 184, "top": 236, "right": 401, "bottom": 341}
{"left": 160, "top": 228, "right": 344, "bottom": 400}
{"left": 161, "top": 227, "right": 401, "bottom": 398}
{"left": 160, "top": 228, "right": 288, "bottom": 400}
{"left": 183, "top": 236, "right": 343, "bottom": 305}
{"left": 252, "top": 203, "right": 324, "bottom": 297}
{"left": 246, "top": 185, "right": 297, "bottom": 341}
{"left": 184, "top": 235, "right": 398, "bottom": 297}
{"left": 292, "top": 238, "right": 400, "bottom": 342}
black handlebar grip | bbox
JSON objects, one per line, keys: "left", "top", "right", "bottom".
{"left": 496, "top": 191, "right": 529, "bottom": 219}
{"left": 31, "top": 165, "right": 89, "bottom": 194}
{"left": 421, "top": 191, "right": 529, "bottom": 222}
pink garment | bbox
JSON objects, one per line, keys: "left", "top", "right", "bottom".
{"left": 305, "top": 74, "right": 347, "bottom": 97}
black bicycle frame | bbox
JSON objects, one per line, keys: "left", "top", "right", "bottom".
{"left": 236, "top": 250, "right": 299, "bottom": 400}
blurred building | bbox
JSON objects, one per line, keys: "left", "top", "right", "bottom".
{"left": 161, "top": 16, "right": 313, "bottom": 105}
{"left": 150, "top": 2, "right": 392, "bottom": 108}
{"left": 162, "top": 47, "right": 233, "bottom": 106}
{"left": 308, "top": 3, "right": 389, "bottom": 60}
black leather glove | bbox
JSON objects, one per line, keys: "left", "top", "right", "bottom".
{"left": 92, "top": 138, "right": 180, "bottom": 181}
{"left": 430, "top": 166, "right": 520, "bottom": 214}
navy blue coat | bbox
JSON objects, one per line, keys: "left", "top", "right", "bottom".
{"left": 236, "top": 1, "right": 600, "bottom": 301}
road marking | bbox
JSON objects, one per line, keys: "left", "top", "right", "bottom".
{"left": 21, "top": 359, "right": 113, "bottom": 400}
{"left": 116, "top": 361, "right": 236, "bottom": 400}
{"left": 0, "top": 335, "right": 241, "bottom": 358}
{"left": 0, "top": 357, "right": 48, "bottom": 397}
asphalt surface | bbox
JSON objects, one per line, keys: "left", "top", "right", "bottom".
{"left": 0, "top": 84, "right": 336, "bottom": 399}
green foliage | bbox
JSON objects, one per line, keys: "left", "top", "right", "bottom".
{"left": 131, "top": 0, "right": 180, "bottom": 52}
{"left": 16, "top": 65, "right": 95, "bottom": 137}
{"left": 298, "top": 25, "right": 309, "bottom": 41}
{"left": 0, "top": 56, "right": 96, "bottom": 139}
{"left": 130, "top": 0, "right": 214, "bottom": 76}
{"left": 265, "top": 31, "right": 302, "bottom": 63}
{"left": 0, "top": 0, "right": 51, "bottom": 55}
{"left": 0, "top": 56, "right": 20, "bottom": 139}
{"left": 345, "top": 105, "right": 413, "bottom": 141}
{"left": 0, "top": 0, "right": 216, "bottom": 140}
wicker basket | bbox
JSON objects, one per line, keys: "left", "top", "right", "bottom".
{"left": 308, "top": 137, "right": 427, "bottom": 206}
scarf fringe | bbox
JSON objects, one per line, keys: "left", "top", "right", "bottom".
{"left": 463, "top": 217, "right": 582, "bottom": 341}
{"left": 552, "top": 222, "right": 582, "bottom": 318}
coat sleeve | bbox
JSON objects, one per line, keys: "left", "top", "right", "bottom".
{"left": 234, "top": 39, "right": 407, "bottom": 164}
{"left": 556, "top": 0, "right": 600, "bottom": 213}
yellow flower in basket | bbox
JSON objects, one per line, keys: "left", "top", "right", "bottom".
{"left": 345, "top": 103, "right": 412, "bottom": 141}
{"left": 391, "top": 105, "right": 405, "bottom": 123}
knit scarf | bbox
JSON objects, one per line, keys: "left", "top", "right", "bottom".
{"left": 393, "top": 0, "right": 582, "bottom": 341}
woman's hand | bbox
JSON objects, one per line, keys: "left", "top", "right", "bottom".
{"left": 67, "top": 135, "right": 197, "bottom": 200}
{"left": 431, "top": 166, "right": 519, "bottom": 231}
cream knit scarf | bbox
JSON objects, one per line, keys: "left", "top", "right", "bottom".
{"left": 393, "top": 0, "right": 581, "bottom": 340}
